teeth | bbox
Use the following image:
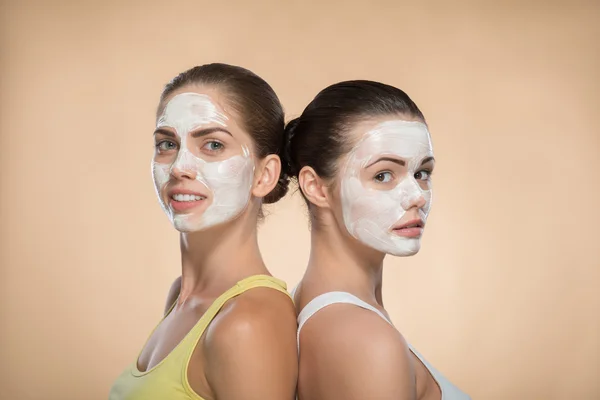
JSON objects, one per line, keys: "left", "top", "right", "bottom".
{"left": 172, "top": 194, "right": 205, "bottom": 202}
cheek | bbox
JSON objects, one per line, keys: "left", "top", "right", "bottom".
{"left": 152, "top": 162, "right": 170, "bottom": 189}
{"left": 202, "top": 156, "right": 253, "bottom": 188}
{"left": 344, "top": 177, "right": 398, "bottom": 220}
{"left": 422, "top": 188, "right": 432, "bottom": 216}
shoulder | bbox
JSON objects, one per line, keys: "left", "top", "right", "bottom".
{"left": 203, "top": 285, "right": 298, "bottom": 399}
{"left": 299, "top": 300, "right": 403, "bottom": 352}
{"left": 299, "top": 303, "right": 416, "bottom": 400}
{"left": 164, "top": 276, "right": 181, "bottom": 315}
{"left": 206, "top": 286, "right": 297, "bottom": 354}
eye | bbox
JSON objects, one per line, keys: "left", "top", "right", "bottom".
{"left": 415, "top": 170, "right": 432, "bottom": 181}
{"left": 156, "top": 140, "right": 178, "bottom": 152}
{"left": 374, "top": 171, "right": 393, "bottom": 183}
{"left": 202, "top": 141, "right": 224, "bottom": 152}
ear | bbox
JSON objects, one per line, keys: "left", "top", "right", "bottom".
{"left": 252, "top": 154, "right": 281, "bottom": 199}
{"left": 298, "top": 166, "right": 331, "bottom": 209}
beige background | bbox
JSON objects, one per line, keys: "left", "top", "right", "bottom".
{"left": 1, "top": 1, "right": 599, "bottom": 399}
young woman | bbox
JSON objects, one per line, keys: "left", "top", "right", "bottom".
{"left": 109, "top": 64, "right": 298, "bottom": 400}
{"left": 285, "top": 81, "right": 470, "bottom": 400}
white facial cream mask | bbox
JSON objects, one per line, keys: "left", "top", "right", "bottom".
{"left": 340, "top": 120, "right": 433, "bottom": 256}
{"left": 151, "top": 93, "right": 255, "bottom": 232}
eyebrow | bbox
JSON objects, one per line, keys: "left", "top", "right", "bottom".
{"left": 365, "top": 157, "right": 406, "bottom": 168}
{"left": 420, "top": 156, "right": 435, "bottom": 166}
{"left": 365, "top": 156, "right": 436, "bottom": 169}
{"left": 191, "top": 127, "right": 232, "bottom": 138}
{"left": 153, "top": 128, "right": 176, "bottom": 138}
{"left": 153, "top": 127, "right": 233, "bottom": 138}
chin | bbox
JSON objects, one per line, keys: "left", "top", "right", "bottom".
{"left": 173, "top": 224, "right": 196, "bottom": 233}
{"left": 172, "top": 214, "right": 206, "bottom": 233}
{"left": 171, "top": 211, "right": 242, "bottom": 233}
{"left": 387, "top": 238, "right": 421, "bottom": 257}
{"left": 389, "top": 248, "right": 420, "bottom": 257}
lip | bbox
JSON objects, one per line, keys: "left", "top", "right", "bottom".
{"left": 391, "top": 219, "right": 424, "bottom": 238}
{"left": 167, "top": 187, "right": 209, "bottom": 213}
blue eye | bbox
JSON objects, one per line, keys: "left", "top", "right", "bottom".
{"left": 415, "top": 170, "right": 431, "bottom": 181}
{"left": 156, "top": 140, "right": 178, "bottom": 151}
{"left": 203, "top": 141, "right": 224, "bottom": 152}
{"left": 374, "top": 171, "right": 393, "bottom": 183}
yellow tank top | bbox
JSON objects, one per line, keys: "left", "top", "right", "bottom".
{"left": 109, "top": 275, "right": 291, "bottom": 400}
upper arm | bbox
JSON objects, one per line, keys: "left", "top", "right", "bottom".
{"left": 164, "top": 276, "right": 181, "bottom": 315}
{"left": 204, "top": 288, "right": 298, "bottom": 400}
{"left": 298, "top": 304, "right": 416, "bottom": 400}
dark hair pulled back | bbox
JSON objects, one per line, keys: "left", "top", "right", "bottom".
{"left": 282, "top": 80, "right": 425, "bottom": 185}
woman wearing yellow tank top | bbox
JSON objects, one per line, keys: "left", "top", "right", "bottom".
{"left": 109, "top": 64, "right": 297, "bottom": 400}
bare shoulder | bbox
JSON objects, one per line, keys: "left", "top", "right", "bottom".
{"left": 299, "top": 304, "right": 416, "bottom": 400}
{"left": 205, "top": 286, "right": 297, "bottom": 353}
{"left": 164, "top": 276, "right": 182, "bottom": 315}
{"left": 203, "top": 286, "right": 298, "bottom": 400}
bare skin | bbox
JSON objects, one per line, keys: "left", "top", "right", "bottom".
{"left": 137, "top": 84, "right": 298, "bottom": 400}
{"left": 294, "top": 115, "right": 441, "bottom": 400}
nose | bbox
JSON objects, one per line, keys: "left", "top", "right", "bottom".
{"left": 400, "top": 179, "right": 427, "bottom": 211}
{"left": 408, "top": 193, "right": 427, "bottom": 210}
{"left": 170, "top": 150, "right": 198, "bottom": 180}
{"left": 171, "top": 165, "right": 197, "bottom": 180}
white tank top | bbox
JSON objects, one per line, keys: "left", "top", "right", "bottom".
{"left": 296, "top": 291, "right": 470, "bottom": 400}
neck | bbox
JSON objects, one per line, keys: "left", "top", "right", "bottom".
{"left": 303, "top": 213, "right": 386, "bottom": 305}
{"left": 177, "top": 209, "right": 267, "bottom": 303}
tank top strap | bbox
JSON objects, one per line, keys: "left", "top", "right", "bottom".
{"left": 178, "top": 274, "right": 291, "bottom": 361}
{"left": 296, "top": 291, "right": 391, "bottom": 349}
{"left": 235, "top": 274, "right": 291, "bottom": 299}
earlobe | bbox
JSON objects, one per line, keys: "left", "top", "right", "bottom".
{"left": 298, "top": 167, "right": 330, "bottom": 208}
{"left": 252, "top": 155, "right": 281, "bottom": 199}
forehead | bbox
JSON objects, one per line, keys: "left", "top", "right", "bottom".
{"left": 157, "top": 85, "right": 237, "bottom": 126}
{"left": 159, "top": 84, "right": 226, "bottom": 112}
{"left": 156, "top": 85, "right": 248, "bottom": 140}
{"left": 349, "top": 118, "right": 433, "bottom": 160}
{"left": 158, "top": 92, "right": 228, "bottom": 129}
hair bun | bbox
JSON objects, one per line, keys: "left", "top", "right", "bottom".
{"left": 282, "top": 118, "right": 300, "bottom": 177}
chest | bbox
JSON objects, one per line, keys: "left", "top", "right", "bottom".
{"left": 137, "top": 305, "right": 209, "bottom": 372}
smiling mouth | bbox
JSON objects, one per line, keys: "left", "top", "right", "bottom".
{"left": 168, "top": 192, "right": 208, "bottom": 213}
{"left": 171, "top": 193, "right": 206, "bottom": 202}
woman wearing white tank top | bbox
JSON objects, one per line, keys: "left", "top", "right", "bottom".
{"left": 282, "top": 80, "right": 470, "bottom": 400}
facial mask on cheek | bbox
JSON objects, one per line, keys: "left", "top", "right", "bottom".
{"left": 340, "top": 121, "right": 433, "bottom": 256}
{"left": 178, "top": 152, "right": 254, "bottom": 231}
{"left": 151, "top": 93, "right": 255, "bottom": 232}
